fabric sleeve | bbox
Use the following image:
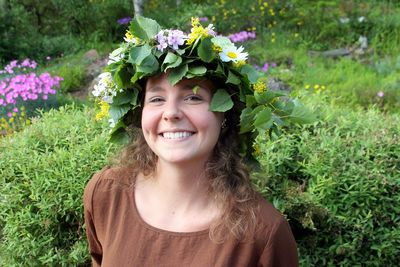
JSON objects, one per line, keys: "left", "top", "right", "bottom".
{"left": 83, "top": 170, "right": 104, "bottom": 267}
{"left": 258, "top": 217, "right": 299, "bottom": 267}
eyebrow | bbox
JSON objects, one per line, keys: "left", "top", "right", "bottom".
{"left": 146, "top": 84, "right": 207, "bottom": 93}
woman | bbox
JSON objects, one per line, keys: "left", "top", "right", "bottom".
{"left": 85, "top": 16, "right": 299, "bottom": 266}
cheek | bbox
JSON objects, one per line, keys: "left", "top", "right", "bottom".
{"left": 195, "top": 112, "right": 222, "bottom": 134}
{"left": 141, "top": 107, "right": 160, "bottom": 134}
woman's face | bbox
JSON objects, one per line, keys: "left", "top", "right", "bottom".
{"left": 141, "top": 73, "right": 223, "bottom": 166}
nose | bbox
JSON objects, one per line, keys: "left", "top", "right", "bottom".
{"left": 162, "top": 100, "right": 183, "bottom": 121}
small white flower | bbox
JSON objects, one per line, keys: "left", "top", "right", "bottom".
{"left": 339, "top": 17, "right": 350, "bottom": 24}
{"left": 219, "top": 45, "right": 248, "bottom": 63}
{"left": 206, "top": 24, "right": 217, "bottom": 36}
{"left": 124, "top": 34, "right": 137, "bottom": 44}
{"left": 358, "top": 16, "right": 366, "bottom": 23}
{"left": 92, "top": 72, "right": 118, "bottom": 104}
{"left": 108, "top": 47, "right": 125, "bottom": 65}
{"left": 109, "top": 118, "right": 116, "bottom": 128}
{"left": 358, "top": 35, "right": 368, "bottom": 49}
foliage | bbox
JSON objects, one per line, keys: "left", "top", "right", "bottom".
{"left": 49, "top": 64, "right": 86, "bottom": 94}
{"left": 254, "top": 96, "right": 400, "bottom": 266}
{"left": 1, "top": 96, "right": 398, "bottom": 265}
{"left": 0, "top": 105, "right": 118, "bottom": 266}
{"left": 0, "top": 0, "right": 133, "bottom": 63}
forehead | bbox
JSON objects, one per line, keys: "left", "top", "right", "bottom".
{"left": 145, "top": 73, "right": 214, "bottom": 92}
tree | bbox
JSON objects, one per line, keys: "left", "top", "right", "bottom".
{"left": 133, "top": 0, "right": 143, "bottom": 16}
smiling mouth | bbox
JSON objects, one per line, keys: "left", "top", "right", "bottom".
{"left": 162, "top": 131, "right": 194, "bottom": 139}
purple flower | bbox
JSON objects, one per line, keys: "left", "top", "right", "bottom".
{"left": 254, "top": 64, "right": 260, "bottom": 71}
{"left": 377, "top": 91, "right": 384, "bottom": 97}
{"left": 228, "top": 31, "right": 256, "bottom": 43}
{"left": 13, "top": 107, "right": 18, "bottom": 113}
{"left": 271, "top": 62, "right": 277, "bottom": 68}
{"left": 167, "top": 30, "right": 187, "bottom": 50}
{"left": 155, "top": 30, "right": 168, "bottom": 52}
{"left": 117, "top": 17, "right": 132, "bottom": 25}
{"left": 7, "top": 112, "right": 12, "bottom": 118}
{"left": 199, "top": 17, "right": 209, "bottom": 22}
{"left": 262, "top": 63, "right": 269, "bottom": 72}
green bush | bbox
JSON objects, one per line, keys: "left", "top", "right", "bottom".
{"left": 51, "top": 64, "right": 86, "bottom": 93}
{"left": 0, "top": 105, "right": 118, "bottom": 266}
{"left": 1, "top": 96, "right": 399, "bottom": 265}
{"left": 0, "top": 0, "right": 133, "bottom": 63}
{"left": 254, "top": 96, "right": 400, "bottom": 266}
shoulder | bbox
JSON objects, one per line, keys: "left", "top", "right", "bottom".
{"left": 256, "top": 197, "right": 287, "bottom": 228}
{"left": 254, "top": 197, "right": 299, "bottom": 266}
{"left": 83, "top": 166, "right": 136, "bottom": 211}
{"left": 253, "top": 196, "right": 296, "bottom": 245}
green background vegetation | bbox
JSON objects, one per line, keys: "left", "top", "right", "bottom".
{"left": 1, "top": 0, "right": 399, "bottom": 266}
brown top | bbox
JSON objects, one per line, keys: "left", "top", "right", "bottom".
{"left": 83, "top": 167, "right": 299, "bottom": 267}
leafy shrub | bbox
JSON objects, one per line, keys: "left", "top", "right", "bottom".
{"left": 0, "top": 0, "right": 133, "bottom": 62}
{"left": 0, "top": 105, "right": 118, "bottom": 266}
{"left": 254, "top": 96, "right": 400, "bottom": 266}
{"left": 50, "top": 64, "right": 86, "bottom": 93}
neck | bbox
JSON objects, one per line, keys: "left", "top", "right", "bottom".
{"left": 141, "top": 159, "right": 211, "bottom": 213}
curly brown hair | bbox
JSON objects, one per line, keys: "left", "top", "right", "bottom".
{"left": 114, "top": 77, "right": 260, "bottom": 242}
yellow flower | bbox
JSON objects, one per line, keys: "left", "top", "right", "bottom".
{"left": 253, "top": 143, "right": 261, "bottom": 155}
{"left": 305, "top": 84, "right": 310, "bottom": 89}
{"left": 95, "top": 101, "right": 110, "bottom": 121}
{"left": 254, "top": 79, "right": 267, "bottom": 93}
{"left": 212, "top": 44, "right": 222, "bottom": 53}
{"left": 191, "top": 17, "right": 200, "bottom": 27}
{"left": 321, "top": 85, "right": 326, "bottom": 90}
{"left": 314, "top": 84, "right": 320, "bottom": 89}
{"left": 187, "top": 17, "right": 210, "bottom": 45}
{"left": 233, "top": 60, "right": 246, "bottom": 68}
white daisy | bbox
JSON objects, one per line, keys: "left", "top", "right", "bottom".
{"left": 219, "top": 45, "right": 248, "bottom": 63}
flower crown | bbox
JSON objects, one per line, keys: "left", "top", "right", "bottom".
{"left": 93, "top": 16, "right": 314, "bottom": 160}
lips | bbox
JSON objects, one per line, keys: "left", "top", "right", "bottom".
{"left": 161, "top": 131, "right": 194, "bottom": 139}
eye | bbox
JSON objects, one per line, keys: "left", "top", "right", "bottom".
{"left": 148, "top": 96, "right": 165, "bottom": 103}
{"left": 184, "top": 94, "right": 203, "bottom": 102}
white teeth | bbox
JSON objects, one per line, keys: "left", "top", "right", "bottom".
{"left": 162, "top": 132, "right": 193, "bottom": 139}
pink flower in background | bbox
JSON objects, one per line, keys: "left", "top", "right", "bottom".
{"left": 0, "top": 59, "right": 63, "bottom": 116}
{"left": 254, "top": 62, "right": 278, "bottom": 73}
{"left": 229, "top": 31, "right": 256, "bottom": 43}
{"left": 262, "top": 63, "right": 269, "bottom": 72}
{"left": 377, "top": 91, "right": 384, "bottom": 97}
